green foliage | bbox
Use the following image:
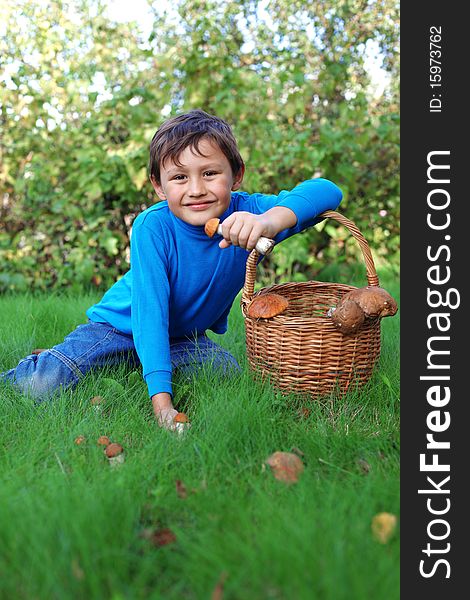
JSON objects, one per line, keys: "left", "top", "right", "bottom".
{"left": 0, "top": 0, "right": 399, "bottom": 292}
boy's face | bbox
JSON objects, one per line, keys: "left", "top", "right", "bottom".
{"left": 151, "top": 138, "right": 244, "bottom": 227}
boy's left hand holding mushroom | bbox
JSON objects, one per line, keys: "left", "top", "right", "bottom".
{"left": 218, "top": 207, "right": 297, "bottom": 251}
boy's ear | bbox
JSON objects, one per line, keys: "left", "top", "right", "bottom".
{"left": 150, "top": 175, "right": 167, "bottom": 200}
{"left": 231, "top": 164, "right": 245, "bottom": 191}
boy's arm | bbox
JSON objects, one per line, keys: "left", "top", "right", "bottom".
{"left": 130, "top": 217, "right": 175, "bottom": 420}
{"left": 220, "top": 178, "right": 343, "bottom": 251}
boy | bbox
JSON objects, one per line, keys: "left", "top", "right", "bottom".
{"left": 1, "top": 109, "right": 342, "bottom": 430}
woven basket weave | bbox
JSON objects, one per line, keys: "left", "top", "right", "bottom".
{"left": 240, "top": 210, "right": 381, "bottom": 397}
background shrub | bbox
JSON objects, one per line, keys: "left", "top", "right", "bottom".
{"left": 0, "top": 0, "right": 399, "bottom": 292}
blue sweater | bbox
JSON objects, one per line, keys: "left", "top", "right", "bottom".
{"left": 86, "top": 178, "right": 342, "bottom": 397}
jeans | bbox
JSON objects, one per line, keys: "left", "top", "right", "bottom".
{"left": 0, "top": 321, "right": 240, "bottom": 400}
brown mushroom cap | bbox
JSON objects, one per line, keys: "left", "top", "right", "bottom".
{"left": 344, "top": 286, "right": 398, "bottom": 318}
{"left": 97, "top": 435, "right": 110, "bottom": 446}
{"left": 204, "top": 218, "right": 220, "bottom": 238}
{"left": 330, "top": 298, "right": 365, "bottom": 334}
{"left": 265, "top": 451, "right": 305, "bottom": 484}
{"left": 173, "top": 412, "right": 189, "bottom": 423}
{"left": 371, "top": 512, "right": 397, "bottom": 544}
{"left": 247, "top": 293, "right": 289, "bottom": 319}
{"left": 105, "top": 442, "right": 124, "bottom": 458}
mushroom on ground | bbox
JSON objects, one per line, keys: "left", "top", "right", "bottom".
{"left": 371, "top": 512, "right": 397, "bottom": 544}
{"left": 265, "top": 451, "right": 304, "bottom": 484}
{"left": 343, "top": 286, "right": 398, "bottom": 318}
{"left": 173, "top": 412, "right": 191, "bottom": 434}
{"left": 247, "top": 293, "right": 289, "bottom": 319}
{"left": 330, "top": 298, "right": 365, "bottom": 334}
{"left": 97, "top": 435, "right": 110, "bottom": 446}
{"left": 174, "top": 412, "right": 189, "bottom": 423}
{"left": 140, "top": 527, "right": 177, "bottom": 547}
{"left": 90, "top": 395, "right": 104, "bottom": 413}
{"left": 104, "top": 442, "right": 125, "bottom": 466}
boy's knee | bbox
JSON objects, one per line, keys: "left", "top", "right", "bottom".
{"left": 15, "top": 370, "right": 61, "bottom": 401}
{"left": 9, "top": 352, "right": 77, "bottom": 401}
{"left": 215, "top": 351, "right": 241, "bottom": 374}
{"left": 200, "top": 349, "right": 241, "bottom": 377}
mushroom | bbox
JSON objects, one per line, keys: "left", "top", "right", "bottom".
{"left": 97, "top": 435, "right": 110, "bottom": 446}
{"left": 343, "top": 286, "right": 398, "bottom": 318}
{"left": 371, "top": 512, "right": 397, "bottom": 544}
{"left": 203, "top": 218, "right": 220, "bottom": 238}
{"left": 330, "top": 298, "right": 365, "bottom": 334}
{"left": 174, "top": 412, "right": 189, "bottom": 423}
{"left": 173, "top": 412, "right": 191, "bottom": 434}
{"left": 265, "top": 451, "right": 305, "bottom": 484}
{"left": 247, "top": 293, "right": 289, "bottom": 319}
{"left": 328, "top": 285, "right": 398, "bottom": 333}
{"left": 90, "top": 395, "right": 104, "bottom": 413}
{"left": 140, "top": 527, "right": 177, "bottom": 547}
{"left": 204, "top": 218, "right": 275, "bottom": 255}
{"left": 104, "top": 442, "right": 125, "bottom": 466}
{"left": 74, "top": 435, "right": 86, "bottom": 445}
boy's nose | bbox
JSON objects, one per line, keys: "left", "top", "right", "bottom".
{"left": 188, "top": 178, "right": 207, "bottom": 196}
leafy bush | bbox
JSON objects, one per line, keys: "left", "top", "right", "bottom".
{"left": 0, "top": 0, "right": 399, "bottom": 292}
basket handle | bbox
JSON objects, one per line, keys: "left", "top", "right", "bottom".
{"left": 241, "top": 210, "right": 379, "bottom": 307}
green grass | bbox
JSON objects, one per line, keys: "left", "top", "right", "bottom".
{"left": 0, "top": 272, "right": 399, "bottom": 600}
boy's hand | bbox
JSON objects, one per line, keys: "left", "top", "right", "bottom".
{"left": 219, "top": 207, "right": 297, "bottom": 251}
{"left": 155, "top": 406, "right": 180, "bottom": 430}
{"left": 152, "top": 392, "right": 178, "bottom": 430}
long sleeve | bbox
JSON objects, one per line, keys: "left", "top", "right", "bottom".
{"left": 130, "top": 217, "right": 173, "bottom": 397}
{"left": 274, "top": 178, "right": 342, "bottom": 239}
{"left": 235, "top": 178, "right": 342, "bottom": 243}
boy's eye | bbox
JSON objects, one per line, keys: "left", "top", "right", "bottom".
{"left": 172, "top": 174, "right": 186, "bottom": 181}
{"left": 203, "top": 171, "right": 218, "bottom": 177}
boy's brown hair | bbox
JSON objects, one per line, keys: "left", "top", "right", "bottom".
{"left": 149, "top": 109, "right": 244, "bottom": 184}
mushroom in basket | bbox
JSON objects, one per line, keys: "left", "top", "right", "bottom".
{"left": 328, "top": 286, "right": 397, "bottom": 334}
{"left": 329, "top": 298, "right": 365, "bottom": 334}
{"left": 247, "top": 293, "right": 289, "bottom": 319}
{"left": 344, "top": 286, "right": 398, "bottom": 318}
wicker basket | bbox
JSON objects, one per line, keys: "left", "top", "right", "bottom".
{"left": 240, "top": 210, "right": 382, "bottom": 398}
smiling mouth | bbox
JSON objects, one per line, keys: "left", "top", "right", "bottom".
{"left": 185, "top": 201, "right": 215, "bottom": 210}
